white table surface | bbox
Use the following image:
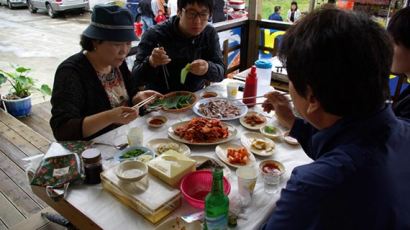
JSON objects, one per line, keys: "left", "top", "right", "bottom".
{"left": 64, "top": 79, "right": 312, "bottom": 229}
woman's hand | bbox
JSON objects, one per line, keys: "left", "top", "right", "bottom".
{"left": 262, "top": 91, "right": 295, "bottom": 129}
{"left": 132, "top": 90, "right": 163, "bottom": 106}
{"left": 190, "top": 59, "right": 209, "bottom": 76}
{"left": 109, "top": 106, "right": 139, "bottom": 125}
{"left": 149, "top": 46, "right": 171, "bottom": 68}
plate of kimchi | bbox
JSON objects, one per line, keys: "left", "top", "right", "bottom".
{"left": 168, "top": 117, "right": 237, "bottom": 145}
{"left": 215, "top": 143, "right": 256, "bottom": 168}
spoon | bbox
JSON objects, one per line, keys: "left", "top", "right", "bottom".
{"left": 92, "top": 142, "right": 129, "bottom": 150}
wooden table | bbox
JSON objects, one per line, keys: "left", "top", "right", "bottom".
{"left": 31, "top": 80, "right": 312, "bottom": 229}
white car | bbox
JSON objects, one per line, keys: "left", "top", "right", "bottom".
{"left": 0, "top": 0, "right": 27, "bottom": 9}
{"left": 27, "top": 0, "right": 88, "bottom": 18}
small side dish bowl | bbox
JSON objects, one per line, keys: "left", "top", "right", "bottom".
{"left": 146, "top": 115, "right": 168, "bottom": 128}
{"left": 200, "top": 91, "right": 218, "bottom": 99}
{"left": 259, "top": 159, "right": 285, "bottom": 176}
{"left": 116, "top": 160, "right": 148, "bottom": 182}
{"left": 260, "top": 125, "right": 281, "bottom": 140}
{"left": 282, "top": 131, "right": 299, "bottom": 145}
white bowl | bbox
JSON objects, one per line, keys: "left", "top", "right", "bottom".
{"left": 282, "top": 131, "right": 299, "bottom": 145}
{"left": 116, "top": 160, "right": 148, "bottom": 182}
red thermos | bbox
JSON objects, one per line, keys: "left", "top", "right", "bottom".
{"left": 243, "top": 66, "right": 258, "bottom": 107}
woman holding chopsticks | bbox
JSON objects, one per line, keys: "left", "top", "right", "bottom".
{"left": 50, "top": 5, "right": 162, "bottom": 141}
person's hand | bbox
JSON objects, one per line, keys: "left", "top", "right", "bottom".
{"left": 190, "top": 59, "right": 208, "bottom": 76}
{"left": 149, "top": 47, "right": 171, "bottom": 68}
{"left": 109, "top": 106, "right": 138, "bottom": 125}
{"left": 132, "top": 90, "right": 163, "bottom": 107}
{"left": 262, "top": 91, "right": 295, "bottom": 129}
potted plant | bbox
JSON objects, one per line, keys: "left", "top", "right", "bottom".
{"left": 0, "top": 65, "right": 52, "bottom": 117}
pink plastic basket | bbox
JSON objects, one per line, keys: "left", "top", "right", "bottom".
{"left": 180, "top": 170, "right": 231, "bottom": 209}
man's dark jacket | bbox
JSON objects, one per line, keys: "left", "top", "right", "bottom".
{"left": 132, "top": 16, "right": 225, "bottom": 94}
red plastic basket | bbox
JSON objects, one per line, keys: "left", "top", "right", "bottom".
{"left": 180, "top": 170, "right": 231, "bottom": 209}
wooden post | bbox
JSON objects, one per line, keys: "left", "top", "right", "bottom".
{"left": 245, "top": 0, "right": 262, "bottom": 68}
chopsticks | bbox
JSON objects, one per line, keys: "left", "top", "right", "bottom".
{"left": 122, "top": 94, "right": 157, "bottom": 118}
{"left": 158, "top": 44, "right": 170, "bottom": 90}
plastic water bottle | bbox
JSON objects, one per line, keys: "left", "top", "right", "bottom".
{"left": 255, "top": 59, "right": 273, "bottom": 96}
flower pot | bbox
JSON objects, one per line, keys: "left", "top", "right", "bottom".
{"left": 2, "top": 95, "right": 32, "bottom": 117}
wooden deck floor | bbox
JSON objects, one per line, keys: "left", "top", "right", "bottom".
{"left": 0, "top": 101, "right": 64, "bottom": 230}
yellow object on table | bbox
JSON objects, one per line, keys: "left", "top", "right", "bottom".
{"left": 147, "top": 150, "right": 196, "bottom": 187}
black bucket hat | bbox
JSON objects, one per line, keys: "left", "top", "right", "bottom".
{"left": 82, "top": 5, "right": 137, "bottom": 42}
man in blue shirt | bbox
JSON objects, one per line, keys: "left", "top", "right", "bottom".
{"left": 262, "top": 9, "right": 410, "bottom": 229}
{"left": 268, "top": 6, "right": 283, "bottom": 21}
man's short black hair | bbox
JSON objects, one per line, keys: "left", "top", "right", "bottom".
{"left": 274, "top": 6, "right": 281, "bottom": 13}
{"left": 177, "top": 0, "right": 214, "bottom": 15}
{"left": 80, "top": 35, "right": 102, "bottom": 51}
{"left": 279, "top": 9, "right": 393, "bottom": 117}
{"left": 387, "top": 7, "right": 410, "bottom": 49}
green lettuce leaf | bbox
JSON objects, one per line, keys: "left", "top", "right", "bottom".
{"left": 180, "top": 63, "right": 191, "bottom": 84}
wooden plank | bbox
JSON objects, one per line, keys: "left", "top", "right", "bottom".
{"left": 0, "top": 134, "right": 30, "bottom": 171}
{"left": 0, "top": 152, "right": 46, "bottom": 215}
{"left": 0, "top": 192, "right": 25, "bottom": 229}
{"left": 0, "top": 110, "right": 51, "bottom": 151}
{"left": 0, "top": 122, "right": 44, "bottom": 158}
{"left": 10, "top": 207, "right": 65, "bottom": 230}
{"left": 18, "top": 102, "right": 55, "bottom": 142}
{"left": 0, "top": 219, "right": 7, "bottom": 230}
{"left": 31, "top": 186, "right": 102, "bottom": 230}
{"left": 37, "top": 222, "right": 66, "bottom": 230}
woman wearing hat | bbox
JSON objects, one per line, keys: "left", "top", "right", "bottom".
{"left": 50, "top": 5, "right": 161, "bottom": 141}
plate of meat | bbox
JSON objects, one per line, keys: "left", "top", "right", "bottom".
{"left": 215, "top": 143, "right": 256, "bottom": 168}
{"left": 193, "top": 98, "right": 248, "bottom": 120}
{"left": 168, "top": 117, "right": 237, "bottom": 145}
{"left": 239, "top": 111, "right": 267, "bottom": 130}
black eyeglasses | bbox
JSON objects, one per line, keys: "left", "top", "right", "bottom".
{"left": 182, "top": 8, "right": 210, "bottom": 21}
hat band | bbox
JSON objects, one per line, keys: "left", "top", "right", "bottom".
{"left": 91, "top": 22, "right": 134, "bottom": 30}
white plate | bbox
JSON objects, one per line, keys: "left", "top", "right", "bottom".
{"left": 283, "top": 131, "right": 299, "bottom": 145}
{"left": 215, "top": 143, "right": 256, "bottom": 168}
{"left": 239, "top": 111, "right": 267, "bottom": 130}
{"left": 192, "top": 97, "right": 248, "bottom": 121}
{"left": 240, "top": 132, "right": 275, "bottom": 157}
{"left": 168, "top": 121, "right": 237, "bottom": 145}
{"left": 155, "top": 217, "right": 201, "bottom": 230}
{"left": 146, "top": 138, "right": 190, "bottom": 156}
{"left": 190, "top": 155, "right": 231, "bottom": 178}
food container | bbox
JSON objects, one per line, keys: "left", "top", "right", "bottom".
{"left": 101, "top": 165, "right": 181, "bottom": 224}
{"left": 116, "top": 160, "right": 148, "bottom": 182}
{"left": 146, "top": 115, "right": 167, "bottom": 128}
{"left": 81, "top": 148, "right": 103, "bottom": 184}
{"left": 147, "top": 149, "right": 196, "bottom": 187}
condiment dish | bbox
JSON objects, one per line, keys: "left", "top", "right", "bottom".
{"left": 116, "top": 160, "right": 148, "bottom": 182}
{"left": 146, "top": 115, "right": 167, "bottom": 128}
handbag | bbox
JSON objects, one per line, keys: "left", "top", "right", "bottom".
{"left": 30, "top": 142, "right": 84, "bottom": 200}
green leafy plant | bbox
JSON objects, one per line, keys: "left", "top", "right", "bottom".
{"left": 0, "top": 65, "right": 51, "bottom": 100}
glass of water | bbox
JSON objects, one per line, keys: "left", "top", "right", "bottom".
{"left": 259, "top": 160, "right": 285, "bottom": 194}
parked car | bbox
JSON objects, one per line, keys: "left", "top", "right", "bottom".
{"left": 0, "top": 0, "right": 27, "bottom": 9}
{"left": 27, "top": 0, "right": 88, "bottom": 18}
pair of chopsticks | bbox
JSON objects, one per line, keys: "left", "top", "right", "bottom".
{"left": 122, "top": 94, "right": 157, "bottom": 118}
{"left": 157, "top": 44, "right": 170, "bottom": 90}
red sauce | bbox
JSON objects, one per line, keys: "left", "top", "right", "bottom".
{"left": 202, "top": 92, "right": 217, "bottom": 98}
{"left": 149, "top": 118, "right": 164, "bottom": 125}
{"left": 262, "top": 163, "right": 281, "bottom": 174}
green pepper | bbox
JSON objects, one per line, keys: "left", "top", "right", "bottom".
{"left": 180, "top": 63, "right": 191, "bottom": 84}
{"left": 264, "top": 125, "right": 277, "bottom": 134}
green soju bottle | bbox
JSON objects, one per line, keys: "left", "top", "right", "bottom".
{"left": 204, "top": 167, "right": 229, "bottom": 230}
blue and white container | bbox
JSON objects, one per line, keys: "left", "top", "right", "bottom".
{"left": 254, "top": 59, "right": 273, "bottom": 96}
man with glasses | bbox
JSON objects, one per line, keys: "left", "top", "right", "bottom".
{"left": 132, "top": 0, "right": 225, "bottom": 93}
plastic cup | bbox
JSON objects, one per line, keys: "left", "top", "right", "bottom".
{"left": 236, "top": 166, "right": 258, "bottom": 206}
{"left": 259, "top": 160, "right": 284, "bottom": 194}
{"left": 227, "top": 82, "right": 239, "bottom": 99}
{"left": 127, "top": 127, "right": 143, "bottom": 147}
